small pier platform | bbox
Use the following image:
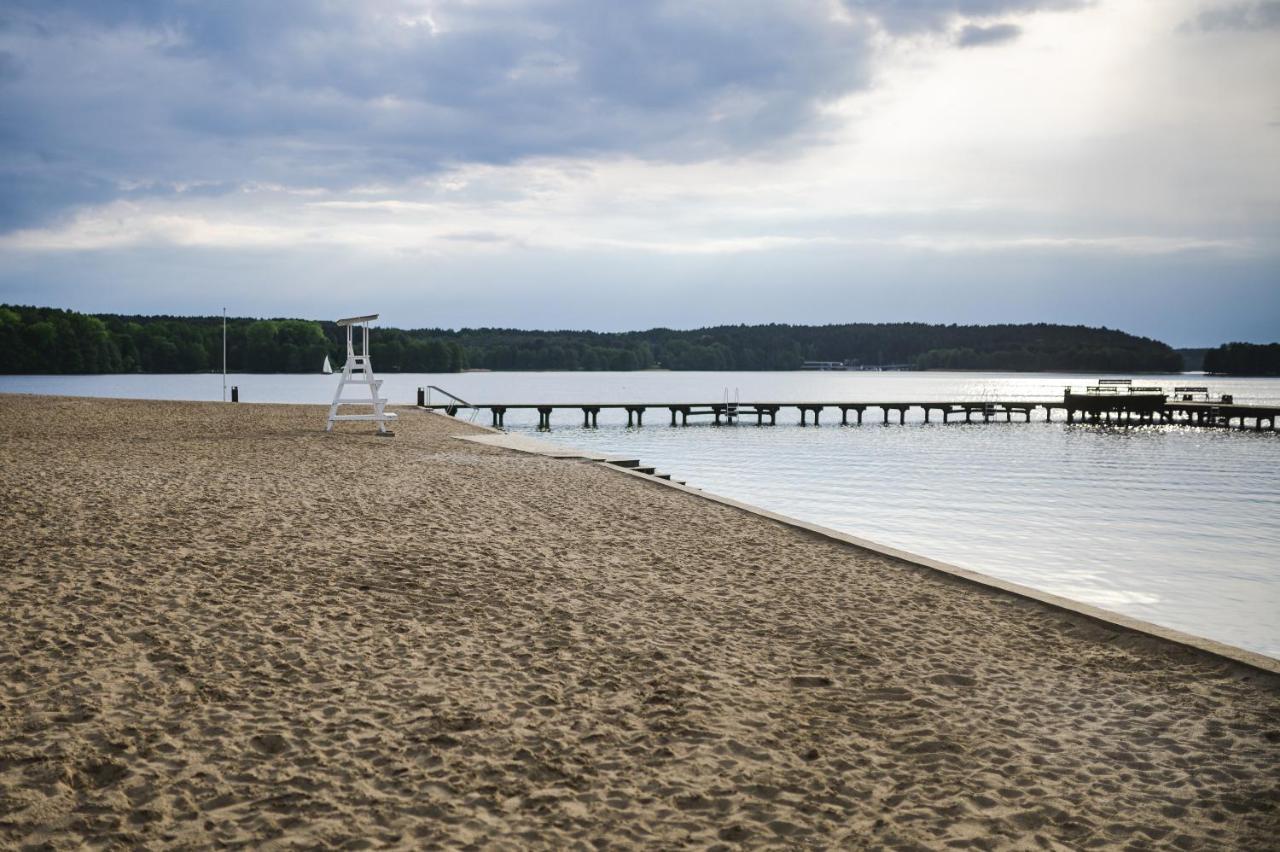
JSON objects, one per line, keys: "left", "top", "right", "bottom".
{"left": 418, "top": 389, "right": 1279, "bottom": 432}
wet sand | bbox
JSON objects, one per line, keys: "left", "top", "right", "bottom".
{"left": 1, "top": 395, "right": 1277, "bottom": 849}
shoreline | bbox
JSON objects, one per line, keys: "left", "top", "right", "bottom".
{"left": 456, "top": 425, "right": 1280, "bottom": 676}
{"left": 3, "top": 395, "right": 1277, "bottom": 848}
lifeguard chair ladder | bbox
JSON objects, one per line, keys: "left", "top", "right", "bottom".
{"left": 326, "top": 314, "right": 397, "bottom": 435}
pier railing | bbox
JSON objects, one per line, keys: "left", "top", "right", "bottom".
{"left": 419, "top": 386, "right": 481, "bottom": 423}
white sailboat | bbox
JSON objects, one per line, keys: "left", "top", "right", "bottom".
{"left": 322, "top": 355, "right": 333, "bottom": 374}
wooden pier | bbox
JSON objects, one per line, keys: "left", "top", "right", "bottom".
{"left": 418, "top": 390, "right": 1280, "bottom": 432}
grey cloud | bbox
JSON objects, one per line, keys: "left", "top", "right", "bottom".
{"left": 1184, "top": 1, "right": 1280, "bottom": 32}
{"left": 0, "top": 51, "right": 21, "bottom": 83}
{"left": 842, "top": 0, "right": 1084, "bottom": 33}
{"left": 956, "top": 22, "right": 1022, "bottom": 46}
{"left": 0, "top": 172, "right": 117, "bottom": 232}
{"left": 0, "top": 1, "right": 1086, "bottom": 231}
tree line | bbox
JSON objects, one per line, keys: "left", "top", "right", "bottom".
{"left": 0, "top": 306, "right": 465, "bottom": 374}
{"left": 2, "top": 304, "right": 1189, "bottom": 374}
{"left": 1203, "top": 343, "right": 1280, "bottom": 376}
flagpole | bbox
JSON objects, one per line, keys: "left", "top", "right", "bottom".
{"left": 222, "top": 307, "right": 227, "bottom": 402}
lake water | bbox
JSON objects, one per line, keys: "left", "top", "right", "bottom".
{"left": 4, "top": 370, "right": 1278, "bottom": 659}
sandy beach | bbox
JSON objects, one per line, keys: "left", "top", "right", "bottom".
{"left": 1, "top": 395, "right": 1277, "bottom": 849}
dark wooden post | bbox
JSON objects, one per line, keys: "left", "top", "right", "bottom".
{"left": 417, "top": 387, "right": 425, "bottom": 406}
{"left": 231, "top": 386, "right": 239, "bottom": 403}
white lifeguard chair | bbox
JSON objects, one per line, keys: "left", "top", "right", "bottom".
{"left": 326, "top": 314, "right": 397, "bottom": 435}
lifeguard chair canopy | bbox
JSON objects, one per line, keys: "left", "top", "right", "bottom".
{"left": 336, "top": 314, "right": 379, "bottom": 326}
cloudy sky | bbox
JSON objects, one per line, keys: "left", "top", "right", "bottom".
{"left": 1, "top": 0, "right": 1277, "bottom": 345}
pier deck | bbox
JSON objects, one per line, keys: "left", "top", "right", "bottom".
{"left": 418, "top": 393, "right": 1280, "bottom": 431}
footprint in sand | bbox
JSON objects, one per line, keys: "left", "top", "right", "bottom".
{"left": 249, "top": 734, "right": 290, "bottom": 755}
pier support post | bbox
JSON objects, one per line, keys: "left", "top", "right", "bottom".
{"left": 626, "top": 407, "right": 645, "bottom": 427}
{"left": 883, "top": 408, "right": 890, "bottom": 425}
{"left": 537, "top": 406, "right": 553, "bottom": 430}
{"left": 839, "top": 406, "right": 862, "bottom": 425}
{"left": 799, "top": 406, "right": 822, "bottom": 426}
{"left": 924, "top": 408, "right": 930, "bottom": 424}
{"left": 581, "top": 407, "right": 600, "bottom": 428}
{"left": 898, "top": 408, "right": 906, "bottom": 425}
{"left": 491, "top": 407, "right": 508, "bottom": 428}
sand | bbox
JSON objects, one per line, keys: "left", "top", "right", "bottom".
{"left": 1, "top": 394, "right": 1277, "bottom": 850}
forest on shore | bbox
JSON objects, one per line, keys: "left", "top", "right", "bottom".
{"left": 0, "top": 304, "right": 1204, "bottom": 375}
{"left": 1201, "top": 343, "right": 1280, "bottom": 376}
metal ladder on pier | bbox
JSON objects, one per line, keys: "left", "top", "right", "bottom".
{"left": 424, "top": 385, "right": 482, "bottom": 423}
{"left": 722, "top": 387, "right": 740, "bottom": 424}
{"left": 326, "top": 314, "right": 397, "bottom": 435}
